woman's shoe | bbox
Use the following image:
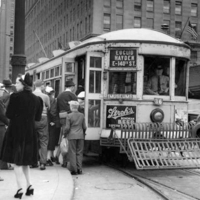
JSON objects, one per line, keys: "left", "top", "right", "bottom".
{"left": 25, "top": 185, "right": 34, "bottom": 196}
{"left": 51, "top": 157, "right": 56, "bottom": 162}
{"left": 77, "top": 169, "right": 82, "bottom": 175}
{"left": 71, "top": 171, "right": 78, "bottom": 175}
{"left": 46, "top": 159, "right": 53, "bottom": 166}
{"left": 14, "top": 188, "right": 23, "bottom": 199}
{"left": 54, "top": 157, "right": 60, "bottom": 164}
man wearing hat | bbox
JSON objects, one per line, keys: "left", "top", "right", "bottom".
{"left": 0, "top": 79, "right": 13, "bottom": 97}
{"left": 0, "top": 79, "right": 15, "bottom": 170}
{"left": 146, "top": 65, "right": 169, "bottom": 95}
{"left": 33, "top": 80, "right": 50, "bottom": 170}
{"left": 57, "top": 80, "right": 77, "bottom": 168}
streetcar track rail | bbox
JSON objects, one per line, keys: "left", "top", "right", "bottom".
{"left": 182, "top": 169, "right": 200, "bottom": 176}
{"left": 107, "top": 164, "right": 200, "bottom": 200}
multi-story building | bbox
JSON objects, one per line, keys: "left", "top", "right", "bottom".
{"left": 0, "top": 0, "right": 15, "bottom": 82}
{"left": 25, "top": 0, "right": 200, "bottom": 66}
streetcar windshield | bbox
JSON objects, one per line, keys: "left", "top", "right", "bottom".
{"left": 144, "top": 56, "right": 170, "bottom": 96}
{"left": 108, "top": 71, "right": 137, "bottom": 94}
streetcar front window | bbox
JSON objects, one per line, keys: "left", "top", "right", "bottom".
{"left": 175, "top": 59, "right": 187, "bottom": 97}
{"left": 144, "top": 56, "right": 170, "bottom": 96}
{"left": 108, "top": 72, "right": 137, "bottom": 94}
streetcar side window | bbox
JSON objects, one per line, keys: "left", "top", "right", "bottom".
{"left": 88, "top": 100, "right": 101, "bottom": 127}
{"left": 89, "top": 71, "right": 101, "bottom": 93}
{"left": 175, "top": 59, "right": 187, "bottom": 96}
{"left": 143, "top": 56, "right": 170, "bottom": 96}
{"left": 89, "top": 56, "right": 102, "bottom": 93}
{"left": 108, "top": 72, "right": 137, "bottom": 94}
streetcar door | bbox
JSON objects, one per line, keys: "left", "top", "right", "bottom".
{"left": 85, "top": 52, "right": 104, "bottom": 140}
{"left": 61, "top": 57, "right": 76, "bottom": 91}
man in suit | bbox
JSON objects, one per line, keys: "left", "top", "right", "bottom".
{"left": 57, "top": 80, "right": 77, "bottom": 168}
{"left": 0, "top": 97, "right": 9, "bottom": 181}
{"left": 33, "top": 80, "right": 50, "bottom": 170}
{"left": 0, "top": 79, "right": 15, "bottom": 171}
{"left": 64, "top": 101, "right": 87, "bottom": 175}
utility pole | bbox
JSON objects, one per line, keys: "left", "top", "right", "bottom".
{"left": 10, "top": 0, "right": 26, "bottom": 83}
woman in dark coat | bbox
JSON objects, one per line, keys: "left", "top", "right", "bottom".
{"left": 0, "top": 73, "right": 43, "bottom": 199}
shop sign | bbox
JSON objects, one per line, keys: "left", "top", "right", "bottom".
{"left": 106, "top": 105, "right": 136, "bottom": 128}
{"left": 110, "top": 48, "right": 137, "bottom": 67}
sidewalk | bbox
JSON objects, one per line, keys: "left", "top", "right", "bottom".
{"left": 0, "top": 165, "right": 74, "bottom": 200}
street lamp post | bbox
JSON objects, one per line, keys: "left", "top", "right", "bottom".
{"left": 10, "top": 0, "right": 26, "bottom": 83}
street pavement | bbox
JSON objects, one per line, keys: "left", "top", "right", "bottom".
{"left": 0, "top": 164, "right": 73, "bottom": 200}
{"left": 72, "top": 156, "right": 163, "bottom": 200}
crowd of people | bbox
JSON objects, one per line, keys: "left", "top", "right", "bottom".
{"left": 0, "top": 74, "right": 87, "bottom": 198}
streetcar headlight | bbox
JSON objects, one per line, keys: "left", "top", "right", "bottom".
{"left": 150, "top": 108, "right": 164, "bottom": 123}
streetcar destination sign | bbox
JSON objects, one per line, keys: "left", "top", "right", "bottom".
{"left": 110, "top": 48, "right": 137, "bottom": 67}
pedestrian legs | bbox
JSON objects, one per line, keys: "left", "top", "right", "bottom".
{"left": 22, "top": 166, "right": 31, "bottom": 188}
{"left": 76, "top": 139, "right": 84, "bottom": 171}
{"left": 35, "top": 116, "right": 48, "bottom": 167}
{"left": 68, "top": 140, "right": 77, "bottom": 172}
{"left": 68, "top": 139, "right": 84, "bottom": 173}
{"left": 13, "top": 165, "right": 23, "bottom": 191}
{"left": 0, "top": 126, "right": 8, "bottom": 169}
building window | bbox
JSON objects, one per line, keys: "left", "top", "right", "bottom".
{"left": 163, "top": 0, "right": 170, "bottom": 14}
{"left": 190, "top": 23, "right": 197, "bottom": 32}
{"left": 134, "top": 0, "right": 142, "bottom": 11}
{"left": 147, "top": 0, "right": 154, "bottom": 12}
{"left": 175, "top": 1, "right": 182, "bottom": 15}
{"left": 191, "top": 51, "right": 197, "bottom": 62}
{"left": 134, "top": 17, "right": 141, "bottom": 28}
{"left": 103, "top": 14, "right": 111, "bottom": 32}
{"left": 104, "top": 0, "right": 111, "bottom": 7}
{"left": 146, "top": 18, "right": 154, "bottom": 29}
{"left": 191, "top": 3, "right": 198, "bottom": 17}
{"left": 85, "top": 17, "right": 87, "bottom": 34}
{"left": 116, "top": 15, "right": 123, "bottom": 30}
{"left": 175, "top": 21, "right": 182, "bottom": 38}
{"left": 163, "top": 20, "right": 170, "bottom": 34}
{"left": 116, "top": 0, "right": 123, "bottom": 9}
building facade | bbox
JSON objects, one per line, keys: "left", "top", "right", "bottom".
{"left": 25, "top": 0, "right": 200, "bottom": 66}
{"left": 0, "top": 0, "right": 15, "bottom": 82}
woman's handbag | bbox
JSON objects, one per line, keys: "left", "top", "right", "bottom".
{"left": 60, "top": 136, "right": 69, "bottom": 155}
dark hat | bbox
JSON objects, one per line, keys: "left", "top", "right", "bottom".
{"left": 19, "top": 73, "right": 33, "bottom": 87}
{"left": 34, "top": 79, "right": 45, "bottom": 87}
{"left": 3, "top": 79, "right": 12, "bottom": 87}
{"left": 24, "top": 73, "right": 33, "bottom": 87}
{"left": 156, "top": 65, "right": 163, "bottom": 70}
{"left": 65, "top": 80, "right": 75, "bottom": 87}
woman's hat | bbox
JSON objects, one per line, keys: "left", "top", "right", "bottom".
{"left": 19, "top": 73, "right": 33, "bottom": 87}
{"left": 65, "top": 80, "right": 75, "bottom": 87}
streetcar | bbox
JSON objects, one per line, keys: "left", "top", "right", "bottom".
{"left": 26, "top": 28, "right": 200, "bottom": 169}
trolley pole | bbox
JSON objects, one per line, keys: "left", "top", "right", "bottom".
{"left": 10, "top": 0, "right": 26, "bottom": 83}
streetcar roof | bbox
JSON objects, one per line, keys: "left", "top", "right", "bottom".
{"left": 78, "top": 28, "right": 189, "bottom": 48}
